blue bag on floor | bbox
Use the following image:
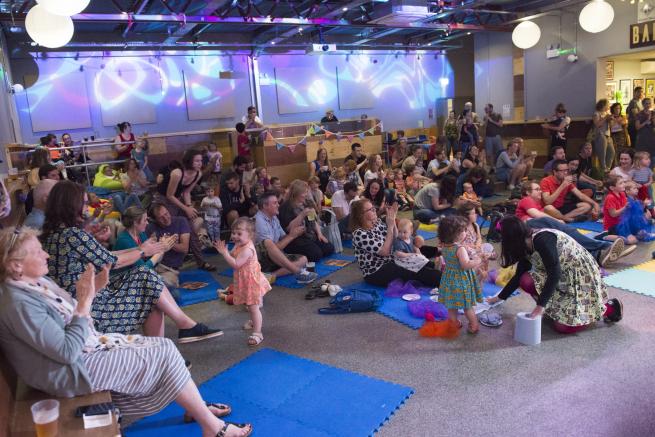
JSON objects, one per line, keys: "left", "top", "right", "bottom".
{"left": 318, "top": 289, "right": 382, "bottom": 314}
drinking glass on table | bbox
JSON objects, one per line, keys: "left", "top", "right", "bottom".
{"left": 31, "top": 399, "right": 59, "bottom": 437}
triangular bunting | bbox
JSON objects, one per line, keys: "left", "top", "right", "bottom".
{"left": 288, "top": 143, "right": 297, "bottom": 153}
{"left": 266, "top": 131, "right": 275, "bottom": 142}
{"left": 275, "top": 142, "right": 285, "bottom": 150}
{"left": 367, "top": 127, "right": 375, "bottom": 134}
{"left": 324, "top": 130, "right": 333, "bottom": 138}
{"left": 307, "top": 126, "right": 315, "bottom": 136}
{"left": 336, "top": 131, "right": 343, "bottom": 140}
{"left": 347, "top": 135, "right": 354, "bottom": 142}
{"left": 358, "top": 132, "right": 366, "bottom": 139}
{"left": 298, "top": 136, "right": 307, "bottom": 146}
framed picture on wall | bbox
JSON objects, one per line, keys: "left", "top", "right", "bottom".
{"left": 619, "top": 79, "right": 631, "bottom": 104}
{"left": 647, "top": 79, "right": 655, "bottom": 98}
{"left": 606, "top": 82, "right": 617, "bottom": 101}
{"left": 634, "top": 78, "right": 644, "bottom": 91}
{"left": 605, "top": 61, "right": 614, "bottom": 80}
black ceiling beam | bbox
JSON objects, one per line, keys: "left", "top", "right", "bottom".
{"left": 163, "top": 0, "right": 232, "bottom": 44}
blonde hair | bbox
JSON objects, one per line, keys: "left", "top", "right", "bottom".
{"left": 625, "top": 180, "right": 640, "bottom": 192}
{"left": 397, "top": 218, "right": 413, "bottom": 232}
{"left": 231, "top": 217, "right": 255, "bottom": 237}
{"left": 349, "top": 199, "right": 371, "bottom": 231}
{"left": 308, "top": 175, "right": 320, "bottom": 185}
{"left": 333, "top": 167, "right": 346, "bottom": 179}
{"left": 633, "top": 151, "right": 650, "bottom": 168}
{"left": 0, "top": 227, "right": 41, "bottom": 282}
{"left": 345, "top": 159, "right": 357, "bottom": 172}
{"left": 287, "top": 179, "right": 309, "bottom": 203}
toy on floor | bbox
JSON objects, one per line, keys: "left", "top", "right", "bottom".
{"left": 418, "top": 313, "right": 460, "bottom": 338}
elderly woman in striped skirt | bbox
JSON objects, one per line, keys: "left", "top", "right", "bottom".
{"left": 0, "top": 227, "right": 251, "bottom": 437}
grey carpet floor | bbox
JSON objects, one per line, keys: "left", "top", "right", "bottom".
{"left": 152, "top": 236, "right": 655, "bottom": 437}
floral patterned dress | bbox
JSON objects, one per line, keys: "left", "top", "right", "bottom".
{"left": 529, "top": 229, "right": 607, "bottom": 326}
{"left": 439, "top": 244, "right": 482, "bottom": 310}
{"left": 231, "top": 241, "right": 271, "bottom": 306}
{"left": 44, "top": 226, "right": 164, "bottom": 334}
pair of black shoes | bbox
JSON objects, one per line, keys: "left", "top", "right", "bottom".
{"left": 305, "top": 281, "right": 331, "bottom": 300}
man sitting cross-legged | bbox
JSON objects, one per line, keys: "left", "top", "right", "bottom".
{"left": 540, "top": 159, "right": 600, "bottom": 222}
{"left": 254, "top": 191, "right": 318, "bottom": 284}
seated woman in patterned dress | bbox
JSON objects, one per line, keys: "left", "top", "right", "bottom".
{"left": 41, "top": 180, "right": 221, "bottom": 343}
{"left": 0, "top": 227, "right": 252, "bottom": 437}
{"left": 486, "top": 216, "right": 624, "bottom": 334}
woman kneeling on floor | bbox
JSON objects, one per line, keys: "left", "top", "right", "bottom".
{"left": 486, "top": 216, "right": 623, "bottom": 333}
{"left": 0, "top": 227, "right": 251, "bottom": 437}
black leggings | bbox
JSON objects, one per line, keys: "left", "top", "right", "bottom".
{"left": 284, "top": 236, "right": 335, "bottom": 262}
{"left": 364, "top": 262, "right": 441, "bottom": 288}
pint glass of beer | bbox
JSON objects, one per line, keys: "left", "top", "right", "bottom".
{"left": 31, "top": 399, "right": 59, "bottom": 437}
{"left": 307, "top": 209, "right": 316, "bottom": 221}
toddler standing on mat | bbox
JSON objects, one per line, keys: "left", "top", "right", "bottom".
{"left": 201, "top": 186, "right": 222, "bottom": 242}
{"left": 214, "top": 217, "right": 271, "bottom": 346}
{"left": 437, "top": 215, "right": 483, "bottom": 334}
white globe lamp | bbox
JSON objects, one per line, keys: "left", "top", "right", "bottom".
{"left": 512, "top": 20, "right": 541, "bottom": 50}
{"left": 579, "top": 0, "right": 614, "bottom": 34}
{"left": 36, "top": 0, "right": 90, "bottom": 16}
{"left": 26, "top": 5, "right": 75, "bottom": 48}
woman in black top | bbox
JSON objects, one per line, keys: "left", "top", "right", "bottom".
{"left": 362, "top": 179, "right": 385, "bottom": 214}
{"left": 487, "top": 216, "right": 623, "bottom": 333}
{"left": 155, "top": 149, "right": 213, "bottom": 270}
{"left": 278, "top": 179, "right": 334, "bottom": 262}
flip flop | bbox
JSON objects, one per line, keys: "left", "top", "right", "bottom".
{"left": 184, "top": 402, "right": 232, "bottom": 423}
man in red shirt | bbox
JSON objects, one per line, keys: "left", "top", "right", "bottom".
{"left": 540, "top": 159, "right": 599, "bottom": 222}
{"left": 516, "top": 181, "right": 564, "bottom": 222}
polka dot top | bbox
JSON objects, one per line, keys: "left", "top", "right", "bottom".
{"left": 352, "top": 220, "right": 392, "bottom": 276}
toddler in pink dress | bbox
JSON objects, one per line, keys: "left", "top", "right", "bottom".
{"left": 214, "top": 217, "right": 271, "bottom": 346}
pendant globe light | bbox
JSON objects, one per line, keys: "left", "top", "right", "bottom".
{"left": 579, "top": 0, "right": 614, "bottom": 33}
{"left": 26, "top": 5, "right": 74, "bottom": 48}
{"left": 36, "top": 0, "right": 90, "bottom": 16}
{"left": 512, "top": 20, "right": 541, "bottom": 49}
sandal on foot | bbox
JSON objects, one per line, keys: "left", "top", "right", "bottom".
{"left": 242, "top": 320, "right": 254, "bottom": 330}
{"left": 248, "top": 332, "right": 264, "bottom": 346}
{"left": 184, "top": 402, "right": 232, "bottom": 423}
{"left": 216, "top": 422, "right": 253, "bottom": 437}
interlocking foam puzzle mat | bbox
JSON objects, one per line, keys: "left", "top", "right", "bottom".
{"left": 603, "top": 259, "right": 655, "bottom": 298}
{"left": 126, "top": 348, "right": 414, "bottom": 437}
{"left": 219, "top": 253, "right": 355, "bottom": 289}
{"left": 172, "top": 269, "right": 222, "bottom": 307}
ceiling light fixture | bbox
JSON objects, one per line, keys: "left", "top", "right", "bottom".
{"left": 36, "top": 0, "right": 89, "bottom": 16}
{"left": 579, "top": 0, "right": 614, "bottom": 33}
{"left": 512, "top": 20, "right": 541, "bottom": 49}
{"left": 26, "top": 5, "right": 74, "bottom": 48}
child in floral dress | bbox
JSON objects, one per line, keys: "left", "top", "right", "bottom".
{"left": 214, "top": 217, "right": 271, "bottom": 346}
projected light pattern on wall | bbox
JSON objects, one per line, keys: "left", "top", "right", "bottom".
{"left": 268, "top": 53, "right": 452, "bottom": 114}
{"left": 13, "top": 50, "right": 452, "bottom": 140}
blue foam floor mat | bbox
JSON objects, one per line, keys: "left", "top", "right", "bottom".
{"left": 172, "top": 269, "right": 222, "bottom": 307}
{"left": 573, "top": 221, "right": 604, "bottom": 232}
{"left": 219, "top": 253, "right": 356, "bottom": 289}
{"left": 603, "top": 264, "right": 655, "bottom": 298}
{"left": 126, "top": 348, "right": 413, "bottom": 437}
{"left": 344, "top": 281, "right": 506, "bottom": 330}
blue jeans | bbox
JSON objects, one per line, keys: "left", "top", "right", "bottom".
{"left": 111, "top": 192, "right": 142, "bottom": 214}
{"left": 485, "top": 135, "right": 503, "bottom": 165}
{"left": 445, "top": 137, "right": 458, "bottom": 159}
{"left": 413, "top": 207, "right": 456, "bottom": 223}
{"left": 526, "top": 216, "right": 609, "bottom": 259}
{"left": 338, "top": 215, "right": 350, "bottom": 235}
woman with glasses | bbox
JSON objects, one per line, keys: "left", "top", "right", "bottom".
{"left": 350, "top": 198, "right": 441, "bottom": 287}
{"left": 0, "top": 227, "right": 253, "bottom": 437}
{"left": 542, "top": 103, "right": 571, "bottom": 151}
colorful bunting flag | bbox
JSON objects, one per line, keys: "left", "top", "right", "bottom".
{"left": 275, "top": 142, "right": 285, "bottom": 150}
{"left": 358, "top": 132, "right": 366, "bottom": 139}
{"left": 347, "top": 135, "right": 354, "bottom": 143}
{"left": 336, "top": 132, "right": 343, "bottom": 140}
{"left": 324, "top": 130, "right": 334, "bottom": 139}
{"left": 298, "top": 136, "right": 307, "bottom": 146}
{"left": 288, "top": 143, "right": 297, "bottom": 153}
{"left": 367, "top": 127, "right": 375, "bottom": 134}
{"left": 266, "top": 131, "right": 275, "bottom": 142}
{"left": 307, "top": 126, "right": 315, "bottom": 136}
